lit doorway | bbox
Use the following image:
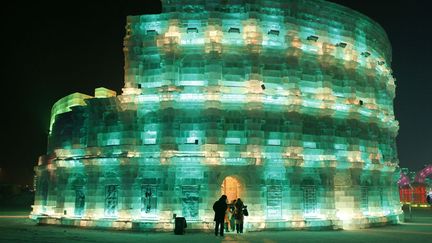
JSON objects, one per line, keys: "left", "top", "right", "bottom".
{"left": 221, "top": 176, "right": 241, "bottom": 203}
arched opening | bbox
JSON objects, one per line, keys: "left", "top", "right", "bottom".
{"left": 221, "top": 176, "right": 241, "bottom": 203}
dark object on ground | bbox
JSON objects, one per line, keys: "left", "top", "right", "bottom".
{"left": 174, "top": 217, "right": 187, "bottom": 235}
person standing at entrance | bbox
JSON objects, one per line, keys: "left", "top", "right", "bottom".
{"left": 234, "top": 198, "right": 246, "bottom": 233}
{"left": 224, "top": 205, "right": 231, "bottom": 232}
{"left": 213, "top": 195, "right": 228, "bottom": 236}
{"left": 229, "top": 200, "right": 236, "bottom": 231}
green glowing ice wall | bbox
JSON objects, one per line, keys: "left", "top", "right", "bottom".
{"left": 49, "top": 93, "right": 92, "bottom": 134}
{"left": 32, "top": 0, "right": 402, "bottom": 230}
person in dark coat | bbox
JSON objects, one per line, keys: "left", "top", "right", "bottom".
{"left": 213, "top": 195, "right": 228, "bottom": 236}
{"left": 234, "top": 198, "right": 245, "bottom": 233}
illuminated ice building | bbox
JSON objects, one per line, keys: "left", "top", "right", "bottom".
{"left": 32, "top": 0, "right": 402, "bottom": 230}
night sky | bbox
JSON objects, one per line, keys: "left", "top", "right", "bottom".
{"left": 2, "top": 1, "right": 431, "bottom": 186}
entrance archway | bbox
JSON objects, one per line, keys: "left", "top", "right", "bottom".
{"left": 221, "top": 176, "right": 241, "bottom": 203}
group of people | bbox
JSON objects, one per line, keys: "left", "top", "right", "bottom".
{"left": 213, "top": 195, "right": 247, "bottom": 237}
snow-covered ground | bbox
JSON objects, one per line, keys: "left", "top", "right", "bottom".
{"left": 1, "top": 208, "right": 432, "bottom": 243}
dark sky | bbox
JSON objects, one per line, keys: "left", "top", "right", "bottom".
{"left": 1, "top": 1, "right": 431, "bottom": 186}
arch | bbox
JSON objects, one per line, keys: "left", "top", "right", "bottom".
{"left": 221, "top": 176, "right": 242, "bottom": 203}
{"left": 103, "top": 170, "right": 120, "bottom": 185}
{"left": 70, "top": 173, "right": 87, "bottom": 188}
{"left": 301, "top": 177, "right": 316, "bottom": 186}
{"left": 414, "top": 165, "right": 432, "bottom": 183}
{"left": 360, "top": 174, "right": 372, "bottom": 187}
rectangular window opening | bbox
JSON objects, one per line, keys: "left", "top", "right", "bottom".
{"left": 187, "top": 27, "right": 198, "bottom": 33}
{"left": 228, "top": 27, "right": 240, "bottom": 33}
{"left": 146, "top": 29, "right": 158, "bottom": 35}
{"left": 268, "top": 30, "right": 280, "bottom": 36}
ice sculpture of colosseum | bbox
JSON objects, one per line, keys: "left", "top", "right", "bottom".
{"left": 31, "top": 0, "right": 402, "bottom": 230}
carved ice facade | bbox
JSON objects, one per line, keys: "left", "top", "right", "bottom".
{"left": 31, "top": 0, "right": 402, "bottom": 230}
